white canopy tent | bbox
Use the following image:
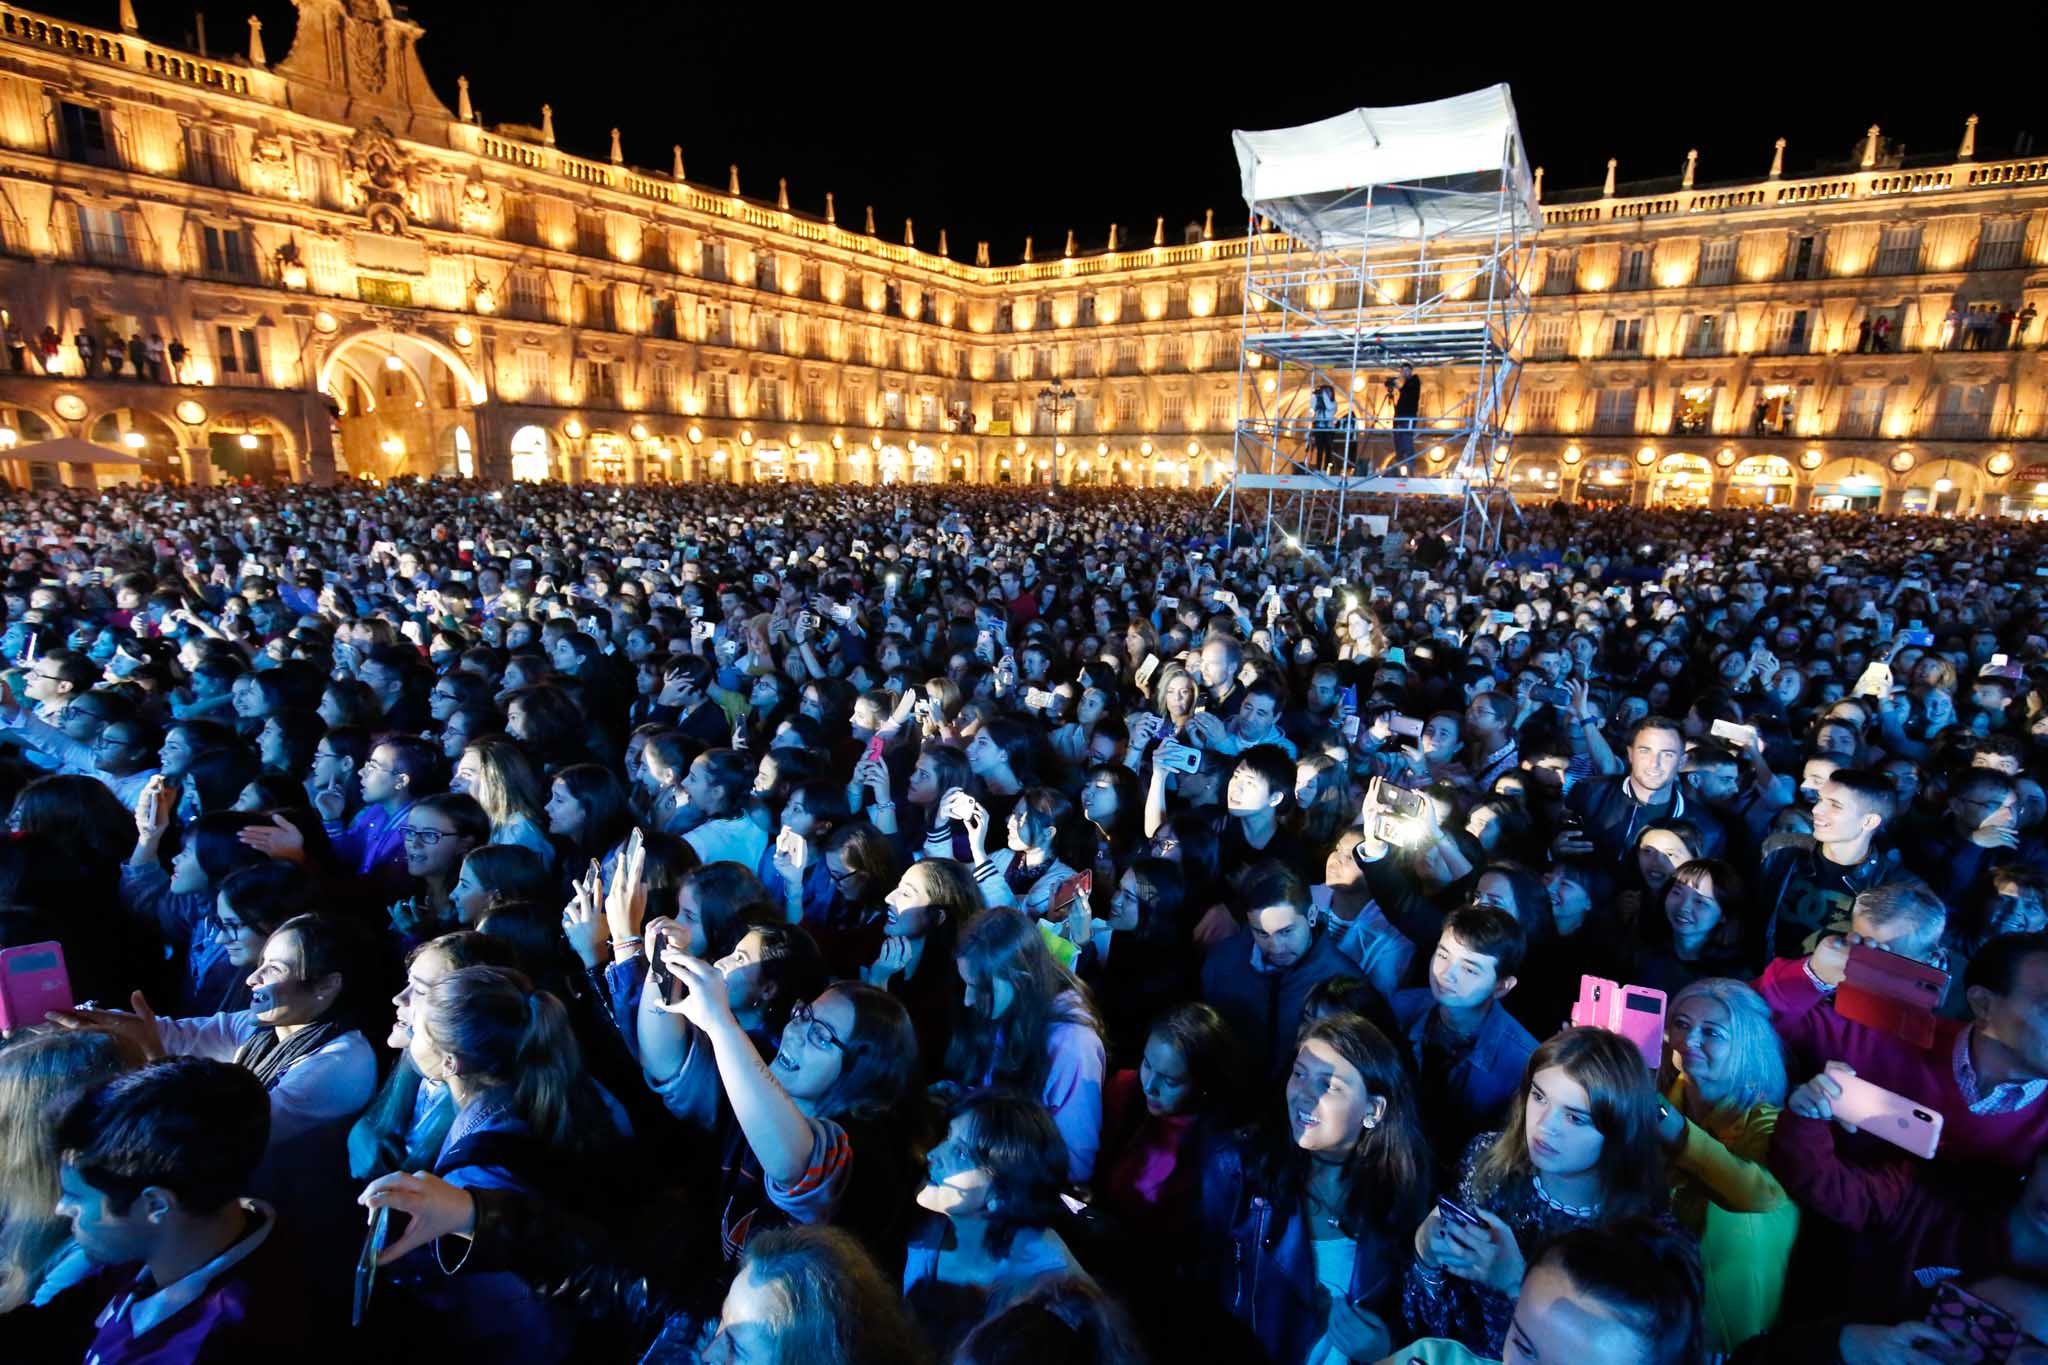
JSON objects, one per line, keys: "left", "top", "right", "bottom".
{"left": 1231, "top": 86, "right": 1539, "bottom": 246}
{"left": 8, "top": 436, "right": 142, "bottom": 464}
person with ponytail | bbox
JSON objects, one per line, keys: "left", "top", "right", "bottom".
{"left": 348, "top": 931, "right": 523, "bottom": 1182}
{"left": 405, "top": 964, "right": 626, "bottom": 1185}
{"left": 380, "top": 963, "right": 626, "bottom": 1361}
{"left": 49, "top": 912, "right": 379, "bottom": 1164}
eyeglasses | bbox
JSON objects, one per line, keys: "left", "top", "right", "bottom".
{"left": 788, "top": 999, "right": 846, "bottom": 1052}
{"left": 402, "top": 826, "right": 455, "bottom": 846}
{"left": 826, "top": 861, "right": 862, "bottom": 888}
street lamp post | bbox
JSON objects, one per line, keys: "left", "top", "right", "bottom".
{"left": 1035, "top": 379, "right": 1077, "bottom": 488}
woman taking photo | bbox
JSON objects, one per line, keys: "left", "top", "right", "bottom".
{"left": 452, "top": 735, "right": 554, "bottom": 869}
{"left": 1404, "top": 1026, "right": 1674, "bottom": 1359}
{"left": 1657, "top": 977, "right": 1795, "bottom": 1353}
{"left": 1195, "top": 1011, "right": 1431, "bottom": 1365}
{"left": 649, "top": 943, "right": 925, "bottom": 1270}
{"left": 945, "top": 908, "right": 1106, "bottom": 1184}
{"left": 903, "top": 1091, "right": 1087, "bottom": 1355}
{"left": 957, "top": 787, "right": 1086, "bottom": 929}
{"left": 50, "top": 912, "right": 381, "bottom": 1173}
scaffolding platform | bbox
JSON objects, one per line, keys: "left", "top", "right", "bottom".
{"left": 1245, "top": 320, "right": 1508, "bottom": 370}
{"left": 1232, "top": 472, "right": 1470, "bottom": 496}
{"left": 1222, "top": 86, "right": 1540, "bottom": 553}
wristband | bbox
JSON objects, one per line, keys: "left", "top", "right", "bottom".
{"left": 869, "top": 801, "right": 896, "bottom": 813}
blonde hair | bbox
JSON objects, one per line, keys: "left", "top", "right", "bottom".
{"left": 0, "top": 1031, "right": 146, "bottom": 1309}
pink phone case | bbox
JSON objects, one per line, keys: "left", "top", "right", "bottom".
{"left": 1569, "top": 976, "right": 1667, "bottom": 1070}
{"left": 0, "top": 941, "right": 72, "bottom": 1031}
{"left": 1824, "top": 1062, "right": 1943, "bottom": 1159}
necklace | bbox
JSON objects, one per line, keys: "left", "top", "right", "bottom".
{"left": 1307, "top": 1172, "right": 1347, "bottom": 1230}
{"left": 1531, "top": 1173, "right": 1601, "bottom": 1220}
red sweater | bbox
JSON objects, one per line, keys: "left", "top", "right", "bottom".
{"left": 1755, "top": 955, "right": 2048, "bottom": 1169}
{"left": 1768, "top": 1108, "right": 2014, "bottom": 1304}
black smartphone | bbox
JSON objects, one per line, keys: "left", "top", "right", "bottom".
{"left": 1436, "top": 1194, "right": 1486, "bottom": 1230}
{"left": 1530, "top": 683, "right": 1572, "bottom": 706}
{"left": 354, "top": 1205, "right": 391, "bottom": 1327}
{"left": 646, "top": 929, "right": 689, "bottom": 1008}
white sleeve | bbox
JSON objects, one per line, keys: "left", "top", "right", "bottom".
{"left": 155, "top": 1010, "right": 261, "bottom": 1063}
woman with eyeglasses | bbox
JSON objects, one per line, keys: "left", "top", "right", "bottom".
{"left": 1654, "top": 977, "right": 1795, "bottom": 1353}
{"left": 451, "top": 734, "right": 554, "bottom": 868}
{"left": 383, "top": 792, "right": 490, "bottom": 949}
{"left": 638, "top": 933, "right": 923, "bottom": 1272}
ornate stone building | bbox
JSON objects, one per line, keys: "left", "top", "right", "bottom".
{"left": 0, "top": 1, "right": 2043, "bottom": 514}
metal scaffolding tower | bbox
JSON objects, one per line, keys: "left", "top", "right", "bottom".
{"left": 1223, "top": 88, "right": 1541, "bottom": 552}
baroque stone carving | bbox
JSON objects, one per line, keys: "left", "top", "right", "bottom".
{"left": 343, "top": 121, "right": 412, "bottom": 235}
{"left": 249, "top": 135, "right": 300, "bottom": 199}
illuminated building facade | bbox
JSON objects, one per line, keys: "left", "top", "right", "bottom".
{"left": 0, "top": 1, "right": 2043, "bottom": 514}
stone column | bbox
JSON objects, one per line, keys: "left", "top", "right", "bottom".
{"left": 1630, "top": 475, "right": 1650, "bottom": 507}
{"left": 1792, "top": 481, "right": 1814, "bottom": 512}
{"left": 301, "top": 413, "right": 338, "bottom": 486}
{"left": 1709, "top": 479, "right": 1730, "bottom": 509}
{"left": 1882, "top": 484, "right": 1905, "bottom": 515}
{"left": 182, "top": 444, "right": 213, "bottom": 487}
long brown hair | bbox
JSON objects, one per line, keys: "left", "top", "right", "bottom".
{"left": 1253, "top": 1013, "right": 1431, "bottom": 1236}
{"left": 1470, "top": 1027, "right": 1667, "bottom": 1222}
{"left": 945, "top": 908, "right": 1101, "bottom": 1095}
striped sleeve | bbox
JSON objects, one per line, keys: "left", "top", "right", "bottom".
{"left": 765, "top": 1115, "right": 854, "bottom": 1224}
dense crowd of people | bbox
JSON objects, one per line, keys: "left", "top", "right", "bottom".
{"left": 0, "top": 474, "right": 2045, "bottom": 1364}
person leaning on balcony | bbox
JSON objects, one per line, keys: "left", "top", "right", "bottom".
{"left": 126, "top": 333, "right": 146, "bottom": 377}
{"left": 104, "top": 327, "right": 124, "bottom": 376}
{"left": 74, "top": 327, "right": 97, "bottom": 376}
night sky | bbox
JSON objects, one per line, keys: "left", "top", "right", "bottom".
{"left": 49, "top": 2, "right": 2048, "bottom": 262}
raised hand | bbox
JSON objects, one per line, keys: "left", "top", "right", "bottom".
{"left": 603, "top": 830, "right": 648, "bottom": 945}
{"left": 240, "top": 812, "right": 309, "bottom": 864}
{"left": 560, "top": 863, "right": 606, "bottom": 967}
{"left": 47, "top": 990, "right": 165, "bottom": 1059}
{"left": 133, "top": 774, "right": 176, "bottom": 843}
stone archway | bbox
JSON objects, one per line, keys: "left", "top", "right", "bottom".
{"left": 316, "top": 327, "right": 485, "bottom": 479}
